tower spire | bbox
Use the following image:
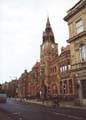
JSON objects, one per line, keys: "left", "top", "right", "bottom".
{"left": 46, "top": 17, "right": 51, "bottom": 28}
{"left": 43, "top": 17, "right": 55, "bottom": 43}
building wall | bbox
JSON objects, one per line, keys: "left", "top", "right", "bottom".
{"left": 17, "top": 1, "right": 86, "bottom": 103}
{"left": 40, "top": 18, "right": 59, "bottom": 98}
{"left": 49, "top": 58, "right": 60, "bottom": 96}
{"left": 67, "top": 4, "right": 86, "bottom": 65}
{"left": 58, "top": 45, "right": 75, "bottom": 100}
{"left": 64, "top": 0, "right": 86, "bottom": 105}
{"left": 17, "top": 62, "right": 40, "bottom": 99}
{"left": 68, "top": 8, "right": 86, "bottom": 38}
{"left": 40, "top": 18, "right": 74, "bottom": 99}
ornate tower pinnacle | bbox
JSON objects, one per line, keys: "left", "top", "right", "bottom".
{"left": 46, "top": 17, "right": 51, "bottom": 28}
{"left": 43, "top": 17, "right": 55, "bottom": 43}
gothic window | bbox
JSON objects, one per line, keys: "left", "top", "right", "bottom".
{"left": 60, "top": 64, "right": 68, "bottom": 73}
{"left": 64, "top": 65, "right": 67, "bottom": 71}
{"left": 76, "top": 19, "right": 83, "bottom": 34}
{"left": 80, "top": 44, "right": 86, "bottom": 62}
{"left": 63, "top": 66, "right": 65, "bottom": 72}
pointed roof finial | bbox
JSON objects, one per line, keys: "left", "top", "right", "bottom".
{"left": 46, "top": 16, "right": 51, "bottom": 28}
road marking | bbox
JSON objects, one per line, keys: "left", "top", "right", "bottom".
{"left": 40, "top": 109, "right": 84, "bottom": 120}
{"left": 54, "top": 112, "right": 84, "bottom": 120}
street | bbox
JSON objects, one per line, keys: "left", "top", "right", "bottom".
{"left": 0, "top": 99, "right": 86, "bottom": 120}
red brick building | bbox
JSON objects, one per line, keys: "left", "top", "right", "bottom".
{"left": 17, "top": 1, "right": 86, "bottom": 104}
{"left": 18, "top": 62, "right": 40, "bottom": 99}
{"left": 40, "top": 17, "right": 74, "bottom": 100}
{"left": 59, "top": 45, "right": 75, "bottom": 100}
{"left": 17, "top": 18, "right": 74, "bottom": 100}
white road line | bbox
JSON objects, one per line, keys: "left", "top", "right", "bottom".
{"left": 36, "top": 109, "right": 84, "bottom": 120}
{"left": 54, "top": 112, "right": 83, "bottom": 120}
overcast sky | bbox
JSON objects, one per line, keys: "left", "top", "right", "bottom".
{"left": 0, "top": 0, "right": 79, "bottom": 83}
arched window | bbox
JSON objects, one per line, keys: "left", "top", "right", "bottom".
{"left": 80, "top": 44, "right": 86, "bottom": 62}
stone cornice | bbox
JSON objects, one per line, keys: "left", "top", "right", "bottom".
{"left": 64, "top": 0, "right": 86, "bottom": 21}
{"left": 71, "top": 61, "right": 86, "bottom": 72}
{"left": 67, "top": 30, "right": 86, "bottom": 43}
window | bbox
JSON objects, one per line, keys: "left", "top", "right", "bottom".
{"left": 62, "top": 66, "right": 65, "bottom": 72}
{"left": 54, "top": 66, "right": 56, "bottom": 72}
{"left": 76, "top": 19, "right": 83, "bottom": 33}
{"left": 68, "top": 64, "right": 71, "bottom": 70}
{"left": 81, "top": 80, "right": 86, "bottom": 99}
{"left": 80, "top": 44, "right": 86, "bottom": 62}
{"left": 69, "top": 79, "right": 73, "bottom": 94}
{"left": 60, "top": 66, "right": 63, "bottom": 72}
{"left": 60, "top": 81, "right": 63, "bottom": 94}
{"left": 64, "top": 65, "right": 67, "bottom": 71}
{"left": 60, "top": 64, "right": 68, "bottom": 73}
{"left": 64, "top": 80, "right": 68, "bottom": 94}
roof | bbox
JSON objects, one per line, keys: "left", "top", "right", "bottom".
{"left": 33, "top": 62, "right": 40, "bottom": 68}
{"left": 64, "top": 0, "right": 86, "bottom": 21}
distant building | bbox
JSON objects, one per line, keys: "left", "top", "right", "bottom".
{"left": 7, "top": 80, "right": 18, "bottom": 97}
{"left": 18, "top": 70, "right": 29, "bottom": 98}
{"left": 28, "top": 62, "right": 40, "bottom": 98}
{"left": 18, "top": 62, "right": 40, "bottom": 99}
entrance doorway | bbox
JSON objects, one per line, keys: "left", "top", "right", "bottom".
{"left": 81, "top": 80, "right": 86, "bottom": 98}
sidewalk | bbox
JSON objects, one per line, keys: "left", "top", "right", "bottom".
{"left": 15, "top": 98, "right": 86, "bottom": 110}
{"left": 0, "top": 108, "right": 11, "bottom": 120}
{"left": 59, "top": 101, "right": 86, "bottom": 110}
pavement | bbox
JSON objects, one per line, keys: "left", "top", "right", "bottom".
{"left": 15, "top": 98, "right": 86, "bottom": 110}
{"left": 0, "top": 108, "right": 11, "bottom": 120}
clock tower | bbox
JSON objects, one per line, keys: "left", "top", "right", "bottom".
{"left": 40, "top": 17, "right": 58, "bottom": 98}
{"left": 40, "top": 17, "right": 58, "bottom": 64}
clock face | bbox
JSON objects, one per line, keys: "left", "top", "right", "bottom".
{"left": 51, "top": 44, "right": 54, "bottom": 48}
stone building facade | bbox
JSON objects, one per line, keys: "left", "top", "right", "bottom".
{"left": 64, "top": 0, "right": 86, "bottom": 105}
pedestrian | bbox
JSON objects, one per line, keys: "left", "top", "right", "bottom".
{"left": 52, "top": 95, "right": 59, "bottom": 108}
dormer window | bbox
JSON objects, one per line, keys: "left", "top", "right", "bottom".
{"left": 76, "top": 19, "right": 83, "bottom": 34}
{"left": 80, "top": 44, "right": 86, "bottom": 62}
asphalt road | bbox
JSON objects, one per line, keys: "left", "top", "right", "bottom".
{"left": 0, "top": 99, "right": 86, "bottom": 120}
